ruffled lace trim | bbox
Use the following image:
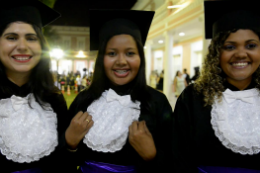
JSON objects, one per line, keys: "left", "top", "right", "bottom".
{"left": 83, "top": 89, "right": 140, "bottom": 152}
{"left": 211, "top": 88, "right": 260, "bottom": 155}
{"left": 0, "top": 94, "right": 58, "bottom": 163}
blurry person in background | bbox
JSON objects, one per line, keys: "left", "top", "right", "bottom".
{"left": 190, "top": 66, "right": 200, "bottom": 83}
{"left": 156, "top": 69, "right": 164, "bottom": 91}
{"left": 183, "top": 68, "right": 190, "bottom": 85}
{"left": 173, "top": 70, "right": 187, "bottom": 98}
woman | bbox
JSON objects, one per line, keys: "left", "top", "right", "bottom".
{"left": 156, "top": 70, "right": 164, "bottom": 91}
{"left": 0, "top": 1, "right": 71, "bottom": 172}
{"left": 65, "top": 10, "right": 173, "bottom": 173}
{"left": 173, "top": 71, "right": 187, "bottom": 98}
{"left": 173, "top": 0, "right": 260, "bottom": 172}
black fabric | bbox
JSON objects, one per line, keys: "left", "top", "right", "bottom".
{"left": 0, "top": 77, "right": 73, "bottom": 173}
{"left": 68, "top": 86, "right": 173, "bottom": 173}
{"left": 0, "top": 0, "right": 60, "bottom": 28}
{"left": 89, "top": 10, "right": 154, "bottom": 50}
{"left": 172, "top": 82, "right": 260, "bottom": 172}
{"left": 204, "top": 0, "right": 260, "bottom": 39}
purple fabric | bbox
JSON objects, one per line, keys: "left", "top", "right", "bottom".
{"left": 81, "top": 160, "right": 137, "bottom": 173}
{"left": 198, "top": 166, "right": 260, "bottom": 173}
{"left": 12, "top": 168, "right": 43, "bottom": 173}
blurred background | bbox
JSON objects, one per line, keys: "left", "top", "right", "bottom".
{"left": 41, "top": 0, "right": 209, "bottom": 108}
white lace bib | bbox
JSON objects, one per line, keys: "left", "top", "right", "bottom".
{"left": 84, "top": 89, "right": 140, "bottom": 152}
{"left": 211, "top": 88, "right": 260, "bottom": 155}
{"left": 0, "top": 94, "right": 58, "bottom": 163}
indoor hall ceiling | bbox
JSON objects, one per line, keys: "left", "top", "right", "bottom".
{"left": 52, "top": 0, "right": 137, "bottom": 26}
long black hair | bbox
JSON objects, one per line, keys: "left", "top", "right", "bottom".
{"left": 0, "top": 22, "right": 59, "bottom": 105}
{"left": 75, "top": 35, "right": 152, "bottom": 111}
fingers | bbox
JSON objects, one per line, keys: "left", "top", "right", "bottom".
{"left": 129, "top": 121, "right": 138, "bottom": 133}
{"left": 138, "top": 121, "right": 145, "bottom": 132}
{"left": 78, "top": 112, "right": 91, "bottom": 124}
{"left": 73, "top": 111, "right": 84, "bottom": 120}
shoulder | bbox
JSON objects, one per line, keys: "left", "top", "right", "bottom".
{"left": 145, "top": 86, "right": 172, "bottom": 110}
{"left": 146, "top": 85, "right": 167, "bottom": 100}
{"left": 177, "top": 83, "right": 205, "bottom": 106}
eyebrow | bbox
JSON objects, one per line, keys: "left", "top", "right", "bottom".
{"left": 107, "top": 47, "right": 137, "bottom": 50}
{"left": 3, "top": 33, "right": 37, "bottom": 37}
{"left": 224, "top": 39, "right": 259, "bottom": 43}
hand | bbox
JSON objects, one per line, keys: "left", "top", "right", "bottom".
{"left": 128, "top": 121, "right": 156, "bottom": 161}
{"left": 65, "top": 111, "right": 94, "bottom": 149}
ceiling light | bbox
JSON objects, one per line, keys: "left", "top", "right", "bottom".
{"left": 158, "top": 40, "right": 163, "bottom": 44}
{"left": 179, "top": 32, "right": 185, "bottom": 36}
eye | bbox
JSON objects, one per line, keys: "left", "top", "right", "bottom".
{"left": 26, "top": 36, "right": 38, "bottom": 41}
{"left": 6, "top": 36, "right": 17, "bottom": 41}
{"left": 107, "top": 52, "right": 116, "bottom": 56}
{"left": 223, "top": 45, "right": 235, "bottom": 50}
{"left": 246, "top": 43, "right": 257, "bottom": 49}
{"left": 126, "top": 51, "right": 135, "bottom": 56}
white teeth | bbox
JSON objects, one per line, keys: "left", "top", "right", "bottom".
{"left": 232, "top": 62, "right": 248, "bottom": 66}
{"left": 13, "top": 56, "right": 30, "bottom": 61}
{"left": 115, "top": 70, "right": 128, "bottom": 74}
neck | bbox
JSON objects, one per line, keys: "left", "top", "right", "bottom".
{"left": 109, "top": 81, "right": 134, "bottom": 96}
{"left": 6, "top": 71, "right": 30, "bottom": 87}
{"left": 226, "top": 77, "right": 252, "bottom": 90}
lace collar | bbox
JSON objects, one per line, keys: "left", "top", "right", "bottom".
{"left": 0, "top": 94, "right": 58, "bottom": 163}
{"left": 84, "top": 88, "right": 140, "bottom": 152}
{"left": 211, "top": 88, "right": 260, "bottom": 155}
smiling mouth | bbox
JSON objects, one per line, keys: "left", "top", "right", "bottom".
{"left": 113, "top": 70, "right": 130, "bottom": 77}
{"left": 12, "top": 56, "right": 32, "bottom": 62}
{"left": 231, "top": 62, "right": 250, "bottom": 68}
{"left": 114, "top": 70, "right": 129, "bottom": 74}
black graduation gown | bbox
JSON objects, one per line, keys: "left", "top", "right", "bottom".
{"left": 0, "top": 77, "right": 71, "bottom": 173}
{"left": 68, "top": 86, "right": 173, "bottom": 173}
{"left": 172, "top": 82, "right": 260, "bottom": 172}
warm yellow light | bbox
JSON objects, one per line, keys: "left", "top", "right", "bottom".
{"left": 50, "top": 49, "right": 64, "bottom": 59}
{"left": 76, "top": 51, "right": 86, "bottom": 58}
{"left": 167, "top": 5, "right": 185, "bottom": 9}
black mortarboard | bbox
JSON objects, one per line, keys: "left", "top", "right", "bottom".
{"left": 0, "top": 0, "right": 60, "bottom": 28}
{"left": 89, "top": 10, "right": 155, "bottom": 51}
{"left": 204, "top": 0, "right": 260, "bottom": 39}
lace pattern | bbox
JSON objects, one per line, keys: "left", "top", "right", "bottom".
{"left": 0, "top": 94, "right": 58, "bottom": 163}
{"left": 211, "top": 88, "right": 260, "bottom": 155}
{"left": 84, "top": 89, "right": 140, "bottom": 152}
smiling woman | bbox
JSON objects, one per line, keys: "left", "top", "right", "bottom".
{"left": 0, "top": 1, "right": 73, "bottom": 173}
{"left": 65, "top": 9, "right": 173, "bottom": 173}
{"left": 0, "top": 22, "right": 41, "bottom": 78}
{"left": 172, "top": 0, "right": 260, "bottom": 172}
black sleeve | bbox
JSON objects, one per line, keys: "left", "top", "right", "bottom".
{"left": 137, "top": 90, "right": 174, "bottom": 173}
{"left": 43, "top": 93, "right": 76, "bottom": 172}
{"left": 172, "top": 85, "right": 198, "bottom": 172}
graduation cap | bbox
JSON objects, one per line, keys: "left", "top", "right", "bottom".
{"left": 204, "top": 0, "right": 260, "bottom": 39}
{"left": 0, "top": 0, "right": 60, "bottom": 28}
{"left": 89, "top": 9, "right": 155, "bottom": 51}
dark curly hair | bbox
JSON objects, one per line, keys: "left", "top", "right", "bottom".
{"left": 194, "top": 29, "right": 260, "bottom": 106}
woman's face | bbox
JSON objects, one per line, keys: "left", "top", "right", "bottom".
{"left": 0, "top": 22, "right": 41, "bottom": 76}
{"left": 220, "top": 29, "right": 260, "bottom": 84}
{"left": 104, "top": 34, "right": 141, "bottom": 85}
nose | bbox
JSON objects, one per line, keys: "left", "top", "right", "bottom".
{"left": 116, "top": 53, "right": 127, "bottom": 66}
{"left": 17, "top": 38, "right": 28, "bottom": 52}
{"left": 234, "top": 48, "right": 248, "bottom": 58}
